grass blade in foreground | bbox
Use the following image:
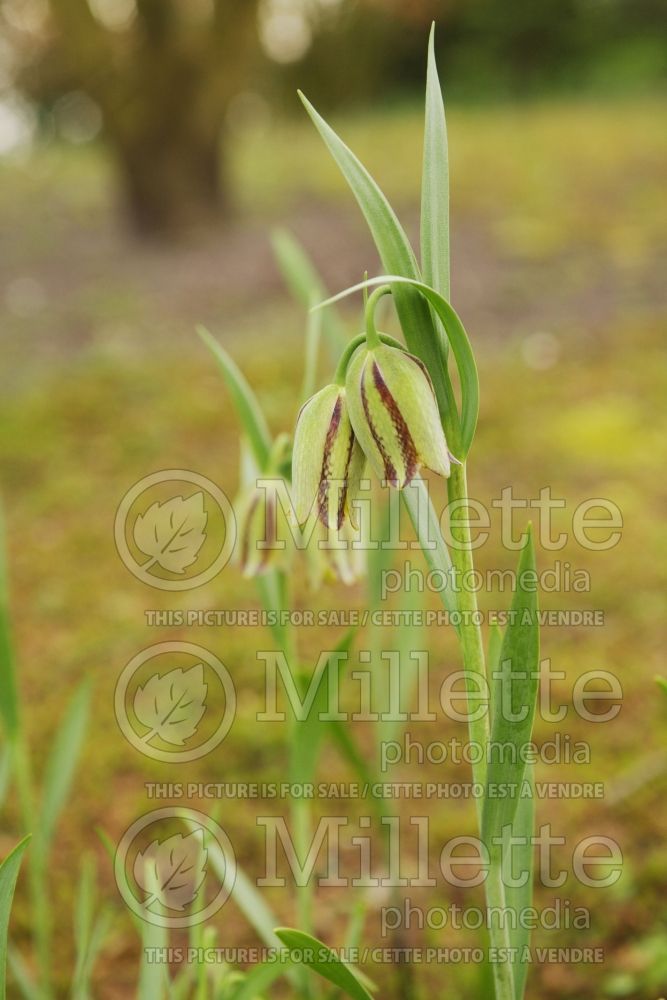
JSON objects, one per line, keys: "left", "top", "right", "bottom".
{"left": 197, "top": 326, "right": 272, "bottom": 471}
{"left": 40, "top": 682, "right": 91, "bottom": 848}
{"left": 0, "top": 506, "right": 19, "bottom": 739}
{"left": 421, "top": 24, "right": 450, "bottom": 305}
{"left": 271, "top": 227, "right": 346, "bottom": 353}
{"left": 482, "top": 526, "right": 540, "bottom": 846}
{"left": 275, "top": 928, "right": 374, "bottom": 1000}
{"left": 0, "top": 836, "right": 30, "bottom": 1000}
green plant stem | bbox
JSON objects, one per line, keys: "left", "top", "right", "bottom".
{"left": 267, "top": 569, "right": 316, "bottom": 1000}
{"left": 363, "top": 286, "right": 390, "bottom": 349}
{"left": 12, "top": 737, "right": 52, "bottom": 1000}
{"left": 444, "top": 463, "right": 515, "bottom": 1000}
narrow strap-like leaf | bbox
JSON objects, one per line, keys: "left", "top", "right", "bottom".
{"left": 197, "top": 326, "right": 272, "bottom": 471}
{"left": 505, "top": 763, "right": 535, "bottom": 1000}
{"left": 482, "top": 526, "right": 540, "bottom": 846}
{"left": 290, "top": 629, "right": 356, "bottom": 788}
{"left": 228, "top": 958, "right": 293, "bottom": 1000}
{"left": 421, "top": 24, "right": 450, "bottom": 304}
{"left": 275, "top": 928, "right": 374, "bottom": 1000}
{"left": 487, "top": 624, "right": 535, "bottom": 999}
{"left": 402, "top": 478, "right": 460, "bottom": 629}
{"left": 298, "top": 93, "right": 457, "bottom": 439}
{"left": 0, "top": 836, "right": 30, "bottom": 1000}
{"left": 40, "top": 681, "right": 91, "bottom": 849}
{"left": 271, "top": 227, "right": 346, "bottom": 353}
{"left": 0, "top": 506, "right": 19, "bottom": 738}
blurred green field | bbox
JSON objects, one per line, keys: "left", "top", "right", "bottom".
{"left": 1, "top": 95, "right": 666, "bottom": 998}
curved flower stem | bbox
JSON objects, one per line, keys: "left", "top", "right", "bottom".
{"left": 363, "top": 285, "right": 391, "bottom": 349}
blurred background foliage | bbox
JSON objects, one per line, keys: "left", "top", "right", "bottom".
{"left": 0, "top": 0, "right": 665, "bottom": 232}
{"left": 0, "top": 0, "right": 666, "bottom": 998}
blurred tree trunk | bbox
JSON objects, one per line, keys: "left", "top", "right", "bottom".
{"left": 115, "top": 122, "right": 226, "bottom": 235}
{"left": 43, "top": 0, "right": 259, "bottom": 236}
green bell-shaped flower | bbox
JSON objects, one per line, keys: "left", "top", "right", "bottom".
{"left": 345, "top": 343, "right": 450, "bottom": 488}
{"left": 292, "top": 384, "right": 364, "bottom": 529}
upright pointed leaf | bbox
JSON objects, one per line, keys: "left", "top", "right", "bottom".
{"left": 487, "top": 623, "right": 535, "bottom": 999}
{"left": 0, "top": 506, "right": 19, "bottom": 739}
{"left": 40, "top": 682, "right": 91, "bottom": 849}
{"left": 275, "top": 928, "right": 374, "bottom": 1000}
{"left": 137, "top": 863, "right": 168, "bottom": 1000}
{"left": 482, "top": 526, "right": 539, "bottom": 846}
{"left": 505, "top": 764, "right": 535, "bottom": 1000}
{"left": 421, "top": 24, "right": 450, "bottom": 304}
{"left": 290, "top": 629, "right": 356, "bottom": 788}
{"left": 402, "top": 478, "right": 459, "bottom": 627}
{"left": 271, "top": 228, "right": 346, "bottom": 353}
{"left": 182, "top": 816, "right": 300, "bottom": 989}
{"left": 0, "top": 836, "right": 30, "bottom": 1000}
{"left": 228, "top": 958, "right": 293, "bottom": 1000}
{"left": 197, "top": 326, "right": 272, "bottom": 471}
{"left": 298, "top": 93, "right": 458, "bottom": 440}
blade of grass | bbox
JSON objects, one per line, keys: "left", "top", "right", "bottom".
{"left": 197, "top": 326, "right": 272, "bottom": 471}
{"left": 137, "top": 863, "right": 168, "bottom": 1000}
{"left": 71, "top": 856, "right": 113, "bottom": 1000}
{"left": 275, "top": 929, "right": 374, "bottom": 1000}
{"left": 271, "top": 228, "right": 346, "bottom": 354}
{"left": 0, "top": 836, "right": 30, "bottom": 1000}
{"left": 40, "top": 681, "right": 91, "bottom": 848}
{"left": 184, "top": 823, "right": 294, "bottom": 968}
{"left": 0, "top": 505, "right": 19, "bottom": 739}
{"left": 0, "top": 747, "right": 10, "bottom": 809}
{"left": 290, "top": 630, "right": 356, "bottom": 788}
{"left": 7, "top": 949, "right": 39, "bottom": 1000}
{"left": 482, "top": 526, "right": 539, "bottom": 846}
{"left": 298, "top": 93, "right": 458, "bottom": 441}
{"left": 228, "top": 958, "right": 294, "bottom": 1000}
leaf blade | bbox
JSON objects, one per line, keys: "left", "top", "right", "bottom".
{"left": 421, "top": 23, "right": 450, "bottom": 304}
{"left": 40, "top": 682, "right": 91, "bottom": 850}
{"left": 298, "top": 94, "right": 459, "bottom": 446}
{"left": 197, "top": 326, "right": 272, "bottom": 471}
{"left": 505, "top": 764, "right": 535, "bottom": 1000}
{"left": 482, "top": 526, "right": 540, "bottom": 845}
{"left": 271, "top": 227, "right": 346, "bottom": 354}
{"left": 0, "top": 836, "right": 30, "bottom": 1000}
{"left": 274, "top": 928, "right": 373, "bottom": 1000}
{"left": 0, "top": 506, "right": 19, "bottom": 739}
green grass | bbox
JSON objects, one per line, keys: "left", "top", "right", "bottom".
{"left": 1, "top": 96, "right": 666, "bottom": 998}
